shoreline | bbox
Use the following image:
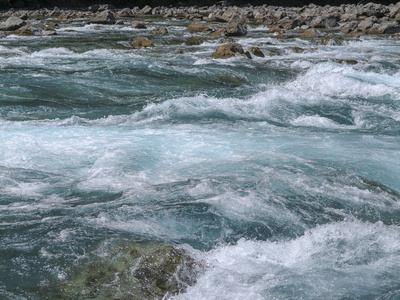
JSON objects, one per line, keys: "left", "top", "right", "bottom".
{"left": 0, "top": 2, "right": 400, "bottom": 38}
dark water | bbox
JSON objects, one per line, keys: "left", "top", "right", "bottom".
{"left": 1, "top": 18, "right": 400, "bottom": 299}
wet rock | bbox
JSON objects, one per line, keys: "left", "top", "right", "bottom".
{"left": 340, "top": 21, "right": 359, "bottom": 34}
{"left": 248, "top": 46, "right": 265, "bottom": 57}
{"left": 211, "top": 42, "right": 250, "bottom": 59}
{"left": 208, "top": 29, "right": 223, "bottom": 37}
{"left": 14, "top": 23, "right": 44, "bottom": 36}
{"left": 88, "top": 10, "right": 115, "bottom": 25}
{"left": 185, "top": 36, "right": 206, "bottom": 45}
{"left": 59, "top": 242, "right": 201, "bottom": 300}
{"left": 0, "top": 16, "right": 26, "bottom": 31}
{"left": 175, "top": 48, "right": 184, "bottom": 54}
{"left": 377, "top": 21, "right": 400, "bottom": 34}
{"left": 187, "top": 22, "right": 212, "bottom": 32}
{"left": 314, "top": 36, "right": 345, "bottom": 46}
{"left": 0, "top": 32, "right": 5, "bottom": 39}
{"left": 300, "top": 28, "right": 324, "bottom": 37}
{"left": 131, "top": 36, "right": 154, "bottom": 48}
{"left": 132, "top": 21, "right": 147, "bottom": 29}
{"left": 42, "top": 29, "right": 57, "bottom": 36}
{"left": 149, "top": 26, "right": 168, "bottom": 35}
{"left": 223, "top": 22, "right": 247, "bottom": 36}
{"left": 334, "top": 59, "right": 358, "bottom": 65}
{"left": 359, "top": 3, "right": 389, "bottom": 18}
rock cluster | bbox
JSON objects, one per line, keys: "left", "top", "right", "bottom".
{"left": 58, "top": 241, "right": 203, "bottom": 300}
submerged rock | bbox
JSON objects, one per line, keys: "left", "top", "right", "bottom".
{"left": 59, "top": 241, "right": 202, "bottom": 300}
{"left": 131, "top": 36, "right": 154, "bottom": 48}
{"left": 248, "top": 46, "right": 265, "bottom": 57}
{"left": 149, "top": 26, "right": 168, "bottom": 35}
{"left": 185, "top": 36, "right": 207, "bottom": 45}
{"left": 300, "top": 28, "right": 324, "bottom": 38}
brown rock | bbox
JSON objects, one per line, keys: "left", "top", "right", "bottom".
{"left": 149, "top": 26, "right": 168, "bottom": 34}
{"left": 0, "top": 16, "right": 26, "bottom": 31}
{"left": 248, "top": 46, "right": 265, "bottom": 57}
{"left": 211, "top": 43, "right": 248, "bottom": 59}
{"left": 224, "top": 22, "right": 247, "bottom": 36}
{"left": 185, "top": 36, "right": 206, "bottom": 45}
{"left": 187, "top": 22, "right": 212, "bottom": 32}
{"left": 130, "top": 37, "right": 154, "bottom": 48}
{"left": 208, "top": 29, "right": 223, "bottom": 37}
{"left": 88, "top": 10, "right": 115, "bottom": 25}
{"left": 132, "top": 21, "right": 147, "bottom": 29}
{"left": 301, "top": 28, "right": 324, "bottom": 38}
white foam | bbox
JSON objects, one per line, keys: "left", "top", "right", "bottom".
{"left": 177, "top": 220, "right": 400, "bottom": 299}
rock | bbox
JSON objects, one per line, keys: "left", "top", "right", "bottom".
{"left": 117, "top": 8, "right": 135, "bottom": 18}
{"left": 340, "top": 21, "right": 359, "bottom": 34}
{"left": 132, "top": 21, "right": 147, "bottom": 29}
{"left": 131, "top": 36, "right": 154, "bottom": 48}
{"left": 211, "top": 42, "right": 250, "bottom": 59}
{"left": 149, "top": 26, "right": 168, "bottom": 34}
{"left": 14, "top": 23, "right": 44, "bottom": 36}
{"left": 0, "top": 16, "right": 26, "bottom": 31}
{"left": 248, "top": 46, "right": 265, "bottom": 57}
{"left": 389, "top": 2, "right": 400, "bottom": 18}
{"left": 0, "top": 32, "right": 5, "bottom": 39}
{"left": 88, "top": 4, "right": 112, "bottom": 12}
{"left": 58, "top": 242, "right": 202, "bottom": 300}
{"left": 187, "top": 22, "right": 212, "bottom": 32}
{"left": 87, "top": 10, "right": 115, "bottom": 25}
{"left": 141, "top": 5, "right": 152, "bottom": 15}
{"left": 314, "top": 36, "right": 345, "bottom": 46}
{"left": 208, "top": 29, "right": 223, "bottom": 37}
{"left": 42, "top": 29, "right": 57, "bottom": 36}
{"left": 359, "top": 3, "right": 389, "bottom": 18}
{"left": 185, "top": 36, "right": 206, "bottom": 45}
{"left": 358, "top": 17, "right": 375, "bottom": 32}
{"left": 175, "top": 48, "right": 184, "bottom": 54}
{"left": 377, "top": 21, "right": 400, "bottom": 34}
{"left": 223, "top": 22, "right": 247, "bottom": 36}
{"left": 334, "top": 59, "right": 358, "bottom": 65}
{"left": 300, "top": 28, "right": 324, "bottom": 37}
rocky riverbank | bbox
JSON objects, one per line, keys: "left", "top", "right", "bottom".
{"left": 1, "top": 2, "right": 400, "bottom": 39}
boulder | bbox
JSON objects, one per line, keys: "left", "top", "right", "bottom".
{"left": 149, "top": 26, "right": 168, "bottom": 34}
{"left": 131, "top": 36, "right": 154, "bottom": 48}
{"left": 87, "top": 10, "right": 115, "bottom": 25}
{"left": 211, "top": 42, "right": 250, "bottom": 59}
{"left": 223, "top": 22, "right": 247, "bottom": 36}
{"left": 339, "top": 21, "right": 359, "bottom": 34}
{"left": 0, "top": 16, "right": 26, "bottom": 31}
{"left": 132, "top": 21, "right": 147, "bottom": 29}
{"left": 58, "top": 242, "right": 202, "bottom": 300}
{"left": 116, "top": 8, "right": 135, "bottom": 18}
{"left": 141, "top": 5, "right": 152, "bottom": 15}
{"left": 358, "top": 17, "right": 375, "bottom": 32}
{"left": 301, "top": 28, "right": 324, "bottom": 37}
{"left": 187, "top": 22, "right": 212, "bottom": 32}
{"left": 248, "top": 46, "right": 265, "bottom": 57}
{"left": 208, "top": 29, "right": 223, "bottom": 37}
{"left": 185, "top": 36, "right": 206, "bottom": 45}
{"left": 14, "top": 23, "right": 44, "bottom": 36}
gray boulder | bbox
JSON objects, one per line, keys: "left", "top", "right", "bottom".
{"left": 224, "top": 22, "right": 247, "bottom": 36}
{"left": 0, "top": 16, "right": 26, "bottom": 31}
{"left": 87, "top": 10, "right": 116, "bottom": 25}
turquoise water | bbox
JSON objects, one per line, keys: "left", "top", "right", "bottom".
{"left": 1, "top": 18, "right": 400, "bottom": 299}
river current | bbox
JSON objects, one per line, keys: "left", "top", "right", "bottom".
{"left": 1, "top": 17, "right": 400, "bottom": 299}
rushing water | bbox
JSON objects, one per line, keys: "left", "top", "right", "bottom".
{"left": 1, "top": 17, "right": 400, "bottom": 299}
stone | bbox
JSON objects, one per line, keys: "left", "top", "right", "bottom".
{"left": 358, "top": 17, "right": 375, "bottom": 33}
{"left": 149, "top": 26, "right": 168, "bottom": 34}
{"left": 131, "top": 36, "right": 154, "bottom": 48}
{"left": 42, "top": 29, "right": 57, "bottom": 36}
{"left": 117, "top": 8, "right": 135, "bottom": 18}
{"left": 185, "top": 36, "right": 206, "bottom": 45}
{"left": 0, "top": 16, "right": 26, "bottom": 31}
{"left": 208, "top": 29, "right": 223, "bottom": 37}
{"left": 223, "top": 22, "right": 247, "bottom": 36}
{"left": 211, "top": 42, "right": 249, "bottom": 59}
{"left": 14, "top": 23, "right": 44, "bottom": 36}
{"left": 132, "top": 21, "right": 147, "bottom": 29}
{"left": 248, "top": 46, "right": 265, "bottom": 57}
{"left": 301, "top": 28, "right": 324, "bottom": 37}
{"left": 187, "top": 22, "right": 212, "bottom": 32}
{"left": 87, "top": 10, "right": 115, "bottom": 25}
{"left": 339, "top": 21, "right": 359, "bottom": 34}
{"left": 141, "top": 5, "right": 152, "bottom": 15}
{"left": 58, "top": 242, "right": 202, "bottom": 300}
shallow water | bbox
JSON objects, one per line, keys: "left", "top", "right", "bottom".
{"left": 1, "top": 17, "right": 400, "bottom": 299}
